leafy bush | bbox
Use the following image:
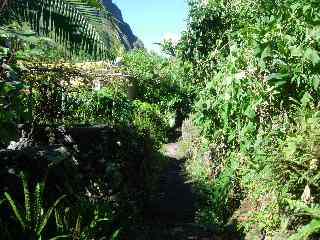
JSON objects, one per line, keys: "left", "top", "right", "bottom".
{"left": 132, "top": 100, "right": 169, "bottom": 147}
{"left": 178, "top": 0, "right": 320, "bottom": 237}
{"left": 123, "top": 49, "right": 194, "bottom": 120}
{"left": 54, "top": 196, "right": 120, "bottom": 240}
{"left": 65, "top": 87, "right": 132, "bottom": 126}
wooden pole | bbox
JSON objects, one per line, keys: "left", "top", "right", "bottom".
{"left": 127, "top": 76, "right": 137, "bottom": 100}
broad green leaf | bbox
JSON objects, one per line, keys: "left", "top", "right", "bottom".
{"left": 301, "top": 92, "right": 313, "bottom": 107}
{"left": 287, "top": 199, "right": 320, "bottom": 218}
{"left": 261, "top": 46, "right": 272, "bottom": 59}
{"left": 111, "top": 228, "right": 121, "bottom": 240}
{"left": 304, "top": 48, "right": 320, "bottom": 66}
{"left": 95, "top": 218, "right": 110, "bottom": 222}
{"left": 48, "top": 235, "right": 71, "bottom": 240}
{"left": 312, "top": 74, "right": 320, "bottom": 90}
{"left": 268, "top": 73, "right": 289, "bottom": 81}
{"left": 309, "top": 27, "right": 320, "bottom": 41}
{"left": 2, "top": 83, "right": 13, "bottom": 93}
{"left": 290, "top": 46, "right": 303, "bottom": 57}
{"left": 284, "top": 141, "right": 297, "bottom": 157}
{"left": 34, "top": 182, "right": 44, "bottom": 228}
{"left": 21, "top": 172, "right": 31, "bottom": 224}
{"left": 244, "top": 105, "right": 256, "bottom": 119}
{"left": 267, "top": 73, "right": 288, "bottom": 87}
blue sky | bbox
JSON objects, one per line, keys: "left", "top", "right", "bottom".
{"left": 113, "top": 0, "right": 188, "bottom": 53}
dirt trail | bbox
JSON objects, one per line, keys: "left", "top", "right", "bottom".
{"left": 129, "top": 142, "right": 242, "bottom": 240}
{"left": 146, "top": 143, "right": 196, "bottom": 224}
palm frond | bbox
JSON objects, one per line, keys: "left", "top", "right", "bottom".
{"left": 0, "top": 0, "right": 117, "bottom": 58}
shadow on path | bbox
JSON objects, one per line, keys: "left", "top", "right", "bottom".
{"left": 127, "top": 143, "right": 242, "bottom": 240}
{"left": 126, "top": 143, "right": 242, "bottom": 240}
{"left": 145, "top": 154, "right": 196, "bottom": 224}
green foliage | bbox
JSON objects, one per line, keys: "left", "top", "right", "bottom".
{"left": 123, "top": 49, "right": 172, "bottom": 103}
{"left": 178, "top": 0, "right": 320, "bottom": 237}
{"left": 64, "top": 87, "right": 170, "bottom": 146}
{"left": 0, "top": 2, "right": 194, "bottom": 240}
{"left": 3, "top": 0, "right": 320, "bottom": 238}
{"left": 0, "top": 0, "right": 119, "bottom": 58}
{"left": 0, "top": 49, "right": 29, "bottom": 145}
{"left": 276, "top": 112, "right": 320, "bottom": 200}
{"left": 54, "top": 196, "right": 120, "bottom": 239}
{"left": 132, "top": 100, "right": 169, "bottom": 147}
{"left": 3, "top": 172, "right": 66, "bottom": 239}
{"left": 0, "top": 22, "right": 64, "bottom": 62}
{"left": 287, "top": 199, "right": 320, "bottom": 240}
{"left": 123, "top": 49, "right": 193, "bottom": 112}
{"left": 65, "top": 87, "right": 133, "bottom": 125}
{"left": 178, "top": 0, "right": 232, "bottom": 65}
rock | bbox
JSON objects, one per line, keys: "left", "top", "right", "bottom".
{"left": 7, "top": 137, "right": 32, "bottom": 150}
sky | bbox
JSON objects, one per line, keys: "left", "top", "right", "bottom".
{"left": 112, "top": 0, "right": 188, "bottom": 53}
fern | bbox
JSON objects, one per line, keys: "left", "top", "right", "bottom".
{"left": 287, "top": 199, "right": 320, "bottom": 240}
{"left": 287, "top": 199, "right": 320, "bottom": 218}
{"left": 289, "top": 219, "right": 320, "bottom": 240}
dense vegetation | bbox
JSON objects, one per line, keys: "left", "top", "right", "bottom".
{"left": 0, "top": 0, "right": 320, "bottom": 239}
{"left": 175, "top": 0, "right": 320, "bottom": 239}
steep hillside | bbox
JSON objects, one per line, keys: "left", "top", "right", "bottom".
{"left": 103, "top": 0, "right": 144, "bottom": 50}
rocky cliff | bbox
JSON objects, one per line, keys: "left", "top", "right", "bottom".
{"left": 103, "top": 0, "right": 144, "bottom": 50}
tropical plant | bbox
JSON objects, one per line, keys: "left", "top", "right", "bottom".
{"left": 54, "top": 197, "right": 120, "bottom": 240}
{"left": 3, "top": 171, "right": 66, "bottom": 239}
{"left": 0, "top": 0, "right": 120, "bottom": 58}
{"left": 287, "top": 199, "right": 320, "bottom": 240}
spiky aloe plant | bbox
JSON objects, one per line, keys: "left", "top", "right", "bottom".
{"left": 4, "top": 171, "right": 66, "bottom": 239}
{"left": 0, "top": 0, "right": 118, "bottom": 58}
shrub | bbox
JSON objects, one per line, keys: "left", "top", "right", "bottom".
{"left": 123, "top": 49, "right": 193, "bottom": 120}
{"left": 132, "top": 100, "right": 169, "bottom": 147}
{"left": 65, "top": 87, "right": 132, "bottom": 126}
{"left": 179, "top": 0, "right": 320, "bottom": 237}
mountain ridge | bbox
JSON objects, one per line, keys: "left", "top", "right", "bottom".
{"left": 103, "top": 0, "right": 144, "bottom": 50}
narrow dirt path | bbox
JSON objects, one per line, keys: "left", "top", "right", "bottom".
{"left": 146, "top": 143, "right": 196, "bottom": 224}
{"left": 127, "top": 142, "right": 242, "bottom": 240}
